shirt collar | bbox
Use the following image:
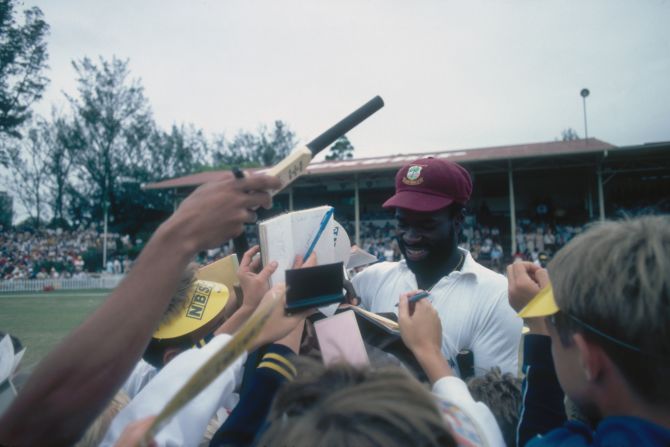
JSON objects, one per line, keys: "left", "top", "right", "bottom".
{"left": 399, "top": 248, "right": 479, "bottom": 281}
{"left": 458, "top": 248, "right": 480, "bottom": 280}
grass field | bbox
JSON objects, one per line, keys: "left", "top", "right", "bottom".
{"left": 0, "top": 289, "right": 109, "bottom": 370}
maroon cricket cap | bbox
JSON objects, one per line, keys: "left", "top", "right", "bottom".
{"left": 382, "top": 157, "right": 472, "bottom": 212}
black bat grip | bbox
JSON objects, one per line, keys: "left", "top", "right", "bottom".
{"left": 232, "top": 167, "right": 249, "bottom": 263}
{"left": 306, "top": 95, "right": 384, "bottom": 156}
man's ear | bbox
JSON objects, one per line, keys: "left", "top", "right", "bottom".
{"left": 449, "top": 206, "right": 465, "bottom": 226}
{"left": 573, "top": 333, "right": 605, "bottom": 383}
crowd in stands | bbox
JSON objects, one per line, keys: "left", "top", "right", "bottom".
{"left": 0, "top": 227, "right": 133, "bottom": 280}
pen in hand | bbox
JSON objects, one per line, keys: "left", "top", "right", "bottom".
{"left": 395, "top": 290, "right": 430, "bottom": 307}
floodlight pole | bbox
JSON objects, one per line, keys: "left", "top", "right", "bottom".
{"left": 102, "top": 200, "right": 109, "bottom": 270}
{"left": 581, "top": 88, "right": 590, "bottom": 141}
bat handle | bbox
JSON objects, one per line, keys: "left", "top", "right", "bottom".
{"left": 306, "top": 95, "right": 384, "bottom": 155}
{"left": 232, "top": 167, "right": 249, "bottom": 262}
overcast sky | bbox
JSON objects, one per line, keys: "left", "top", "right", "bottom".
{"left": 29, "top": 0, "right": 670, "bottom": 159}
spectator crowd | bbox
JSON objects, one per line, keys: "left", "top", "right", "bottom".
{"left": 0, "top": 227, "right": 134, "bottom": 280}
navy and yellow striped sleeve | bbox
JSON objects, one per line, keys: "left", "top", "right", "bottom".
{"left": 210, "top": 344, "right": 297, "bottom": 447}
{"left": 257, "top": 350, "right": 297, "bottom": 381}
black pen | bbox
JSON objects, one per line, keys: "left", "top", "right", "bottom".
{"left": 232, "top": 167, "right": 245, "bottom": 180}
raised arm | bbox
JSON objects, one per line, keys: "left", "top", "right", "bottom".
{"left": 398, "top": 292, "right": 506, "bottom": 446}
{"left": 0, "top": 174, "right": 281, "bottom": 446}
{"left": 507, "top": 262, "right": 565, "bottom": 446}
{"left": 397, "top": 291, "right": 453, "bottom": 383}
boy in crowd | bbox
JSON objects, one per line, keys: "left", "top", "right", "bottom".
{"left": 508, "top": 215, "right": 670, "bottom": 446}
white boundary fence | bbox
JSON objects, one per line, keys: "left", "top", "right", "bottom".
{"left": 0, "top": 275, "right": 124, "bottom": 293}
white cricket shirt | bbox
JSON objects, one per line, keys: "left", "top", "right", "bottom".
{"left": 352, "top": 249, "right": 522, "bottom": 375}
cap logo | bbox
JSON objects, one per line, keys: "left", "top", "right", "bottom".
{"left": 185, "top": 283, "right": 212, "bottom": 320}
{"left": 402, "top": 165, "right": 424, "bottom": 185}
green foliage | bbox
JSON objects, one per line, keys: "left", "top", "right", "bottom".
{"left": 213, "top": 120, "right": 297, "bottom": 167}
{"left": 47, "top": 110, "right": 81, "bottom": 222}
{"left": 0, "top": 190, "right": 13, "bottom": 228}
{"left": 325, "top": 135, "right": 354, "bottom": 161}
{"left": 14, "top": 215, "right": 43, "bottom": 230}
{"left": 1, "top": 49, "right": 299, "bottom": 236}
{"left": 148, "top": 123, "right": 211, "bottom": 179}
{"left": 65, "top": 56, "right": 158, "bottom": 229}
{"left": 561, "top": 128, "right": 580, "bottom": 141}
{"left": 82, "top": 247, "right": 103, "bottom": 272}
{"left": 0, "top": 0, "right": 49, "bottom": 164}
{"left": 5, "top": 118, "right": 51, "bottom": 226}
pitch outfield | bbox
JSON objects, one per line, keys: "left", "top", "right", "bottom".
{"left": 0, "top": 289, "right": 109, "bottom": 370}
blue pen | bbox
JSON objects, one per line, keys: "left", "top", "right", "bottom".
{"left": 302, "top": 207, "right": 334, "bottom": 262}
{"left": 395, "top": 290, "right": 430, "bottom": 307}
{"left": 409, "top": 291, "right": 430, "bottom": 303}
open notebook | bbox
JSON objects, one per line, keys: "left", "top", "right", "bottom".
{"left": 343, "top": 305, "right": 400, "bottom": 335}
{"left": 258, "top": 205, "right": 350, "bottom": 286}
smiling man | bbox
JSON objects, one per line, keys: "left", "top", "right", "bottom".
{"left": 352, "top": 157, "right": 522, "bottom": 376}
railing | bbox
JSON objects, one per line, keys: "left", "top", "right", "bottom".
{"left": 0, "top": 275, "right": 124, "bottom": 293}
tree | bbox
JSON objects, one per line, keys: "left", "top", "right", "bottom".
{"left": 66, "top": 56, "right": 154, "bottom": 226}
{"left": 46, "top": 111, "right": 80, "bottom": 224}
{"left": 148, "top": 123, "right": 210, "bottom": 179}
{"left": 5, "top": 118, "right": 50, "bottom": 226}
{"left": 214, "top": 120, "right": 297, "bottom": 167}
{"left": 0, "top": 190, "right": 13, "bottom": 229}
{"left": 561, "top": 128, "right": 580, "bottom": 141}
{"left": 325, "top": 135, "right": 354, "bottom": 161}
{"left": 0, "top": 0, "right": 49, "bottom": 164}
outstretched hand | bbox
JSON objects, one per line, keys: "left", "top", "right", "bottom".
{"left": 292, "top": 252, "right": 317, "bottom": 269}
{"left": 237, "top": 245, "right": 278, "bottom": 311}
{"left": 166, "top": 173, "right": 281, "bottom": 252}
{"left": 507, "top": 261, "right": 551, "bottom": 335}
{"left": 397, "top": 291, "right": 453, "bottom": 383}
{"left": 397, "top": 291, "right": 442, "bottom": 357}
{"left": 251, "top": 283, "right": 314, "bottom": 351}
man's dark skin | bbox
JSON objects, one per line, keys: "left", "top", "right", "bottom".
{"left": 395, "top": 204, "right": 464, "bottom": 290}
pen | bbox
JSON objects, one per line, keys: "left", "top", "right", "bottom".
{"left": 232, "top": 167, "right": 245, "bottom": 180}
{"left": 395, "top": 290, "right": 430, "bottom": 307}
{"left": 302, "top": 207, "right": 334, "bottom": 262}
{"left": 231, "top": 167, "right": 249, "bottom": 262}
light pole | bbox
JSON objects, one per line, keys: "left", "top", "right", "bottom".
{"left": 102, "top": 199, "right": 110, "bottom": 270}
{"left": 580, "top": 88, "right": 590, "bottom": 141}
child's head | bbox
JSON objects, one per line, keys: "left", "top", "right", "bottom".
{"left": 529, "top": 216, "right": 670, "bottom": 419}
{"left": 467, "top": 367, "right": 521, "bottom": 447}
{"left": 258, "top": 360, "right": 455, "bottom": 447}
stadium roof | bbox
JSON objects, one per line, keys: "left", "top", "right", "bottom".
{"left": 144, "top": 138, "right": 616, "bottom": 190}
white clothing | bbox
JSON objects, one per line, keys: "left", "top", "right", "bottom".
{"left": 122, "top": 358, "right": 158, "bottom": 399}
{"left": 352, "top": 249, "right": 522, "bottom": 375}
{"left": 433, "top": 376, "right": 505, "bottom": 447}
{"left": 102, "top": 334, "right": 246, "bottom": 447}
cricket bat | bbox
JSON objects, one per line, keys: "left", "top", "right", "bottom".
{"left": 266, "top": 95, "right": 384, "bottom": 194}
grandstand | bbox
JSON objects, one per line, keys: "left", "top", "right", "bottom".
{"left": 144, "top": 138, "right": 670, "bottom": 264}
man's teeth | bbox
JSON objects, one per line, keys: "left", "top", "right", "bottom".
{"left": 407, "top": 248, "right": 426, "bottom": 255}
